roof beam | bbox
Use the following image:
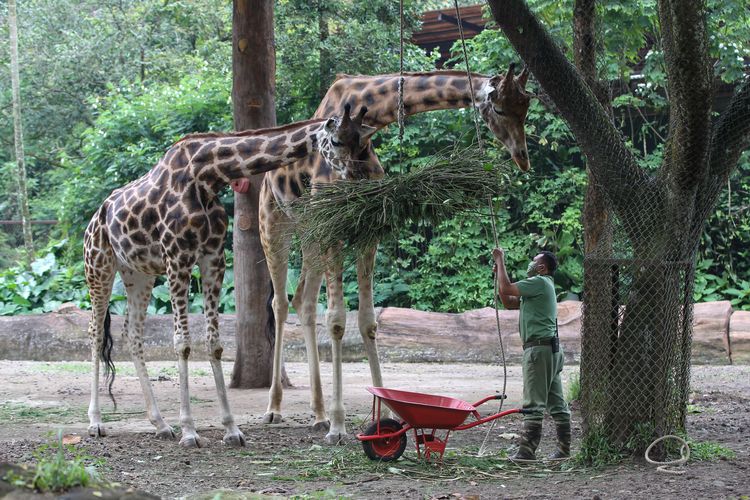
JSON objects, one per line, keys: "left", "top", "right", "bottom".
{"left": 436, "top": 12, "right": 484, "bottom": 33}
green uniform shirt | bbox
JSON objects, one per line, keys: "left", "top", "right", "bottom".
{"left": 516, "top": 274, "right": 557, "bottom": 343}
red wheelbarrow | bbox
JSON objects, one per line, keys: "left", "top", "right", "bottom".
{"left": 356, "top": 387, "right": 528, "bottom": 462}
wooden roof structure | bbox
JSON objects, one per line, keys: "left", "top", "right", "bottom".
{"left": 412, "top": 4, "right": 490, "bottom": 66}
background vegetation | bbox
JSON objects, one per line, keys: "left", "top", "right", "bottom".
{"left": 0, "top": 0, "right": 748, "bottom": 315}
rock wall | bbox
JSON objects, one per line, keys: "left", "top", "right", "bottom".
{"left": 0, "top": 301, "right": 742, "bottom": 364}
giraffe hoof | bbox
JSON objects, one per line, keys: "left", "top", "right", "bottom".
{"left": 223, "top": 430, "right": 246, "bottom": 447}
{"left": 155, "top": 427, "right": 176, "bottom": 440}
{"left": 262, "top": 412, "right": 282, "bottom": 424}
{"left": 87, "top": 424, "right": 107, "bottom": 438}
{"left": 324, "top": 430, "right": 348, "bottom": 445}
{"left": 179, "top": 434, "right": 207, "bottom": 448}
{"left": 312, "top": 420, "right": 330, "bottom": 432}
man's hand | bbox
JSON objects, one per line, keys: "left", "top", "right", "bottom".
{"left": 492, "top": 247, "right": 505, "bottom": 262}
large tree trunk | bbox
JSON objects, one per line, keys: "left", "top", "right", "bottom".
{"left": 486, "top": 0, "right": 750, "bottom": 451}
{"left": 229, "top": 0, "right": 276, "bottom": 388}
{"left": 7, "top": 0, "right": 34, "bottom": 264}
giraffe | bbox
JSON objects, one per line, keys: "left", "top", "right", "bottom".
{"left": 83, "top": 105, "right": 375, "bottom": 448}
{"left": 260, "top": 66, "right": 532, "bottom": 444}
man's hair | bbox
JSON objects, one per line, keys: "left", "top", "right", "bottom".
{"left": 539, "top": 251, "right": 558, "bottom": 273}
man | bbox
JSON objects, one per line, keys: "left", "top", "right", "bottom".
{"left": 493, "top": 247, "right": 571, "bottom": 461}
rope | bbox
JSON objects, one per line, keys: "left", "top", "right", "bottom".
{"left": 397, "top": 0, "right": 405, "bottom": 167}
{"left": 450, "top": 0, "right": 507, "bottom": 456}
{"left": 453, "top": 0, "right": 485, "bottom": 155}
{"left": 644, "top": 435, "right": 690, "bottom": 475}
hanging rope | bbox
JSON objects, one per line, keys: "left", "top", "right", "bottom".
{"left": 397, "top": 0, "right": 406, "bottom": 167}
{"left": 454, "top": 0, "right": 485, "bottom": 155}
{"left": 450, "top": 0, "right": 508, "bottom": 457}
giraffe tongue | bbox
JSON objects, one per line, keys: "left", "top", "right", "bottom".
{"left": 231, "top": 179, "right": 251, "bottom": 193}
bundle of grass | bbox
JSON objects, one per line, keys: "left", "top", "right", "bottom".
{"left": 287, "top": 147, "right": 513, "bottom": 260}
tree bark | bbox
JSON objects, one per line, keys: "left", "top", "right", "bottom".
{"left": 229, "top": 0, "right": 277, "bottom": 388}
{"left": 7, "top": 0, "right": 34, "bottom": 264}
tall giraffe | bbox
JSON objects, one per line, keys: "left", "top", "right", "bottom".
{"left": 260, "top": 67, "right": 532, "bottom": 444}
{"left": 84, "top": 106, "right": 375, "bottom": 448}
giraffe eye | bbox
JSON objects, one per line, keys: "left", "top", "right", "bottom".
{"left": 331, "top": 138, "right": 343, "bottom": 147}
{"left": 492, "top": 105, "right": 505, "bottom": 116}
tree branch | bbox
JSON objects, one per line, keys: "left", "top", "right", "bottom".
{"left": 695, "top": 77, "right": 750, "bottom": 222}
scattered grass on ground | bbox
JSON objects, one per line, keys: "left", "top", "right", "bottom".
{"left": 0, "top": 402, "right": 79, "bottom": 424}
{"left": 0, "top": 401, "right": 137, "bottom": 424}
{"left": 26, "top": 362, "right": 209, "bottom": 378}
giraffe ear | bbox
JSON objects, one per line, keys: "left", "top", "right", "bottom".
{"left": 358, "top": 124, "right": 378, "bottom": 146}
{"left": 324, "top": 117, "right": 337, "bottom": 132}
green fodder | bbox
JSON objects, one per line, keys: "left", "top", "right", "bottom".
{"left": 287, "top": 147, "right": 513, "bottom": 263}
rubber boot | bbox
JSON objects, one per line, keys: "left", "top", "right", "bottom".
{"left": 511, "top": 420, "right": 542, "bottom": 462}
{"left": 547, "top": 421, "right": 571, "bottom": 460}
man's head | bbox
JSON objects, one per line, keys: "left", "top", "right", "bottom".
{"left": 527, "top": 251, "right": 558, "bottom": 277}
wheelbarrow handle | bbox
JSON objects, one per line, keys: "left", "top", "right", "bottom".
{"left": 471, "top": 393, "right": 508, "bottom": 407}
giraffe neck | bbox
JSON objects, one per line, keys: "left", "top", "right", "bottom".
{"left": 173, "top": 119, "right": 326, "bottom": 192}
{"left": 315, "top": 71, "right": 489, "bottom": 129}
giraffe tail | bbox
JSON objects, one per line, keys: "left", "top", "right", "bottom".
{"left": 101, "top": 309, "right": 118, "bottom": 411}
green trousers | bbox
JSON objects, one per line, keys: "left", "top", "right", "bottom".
{"left": 522, "top": 345, "right": 570, "bottom": 423}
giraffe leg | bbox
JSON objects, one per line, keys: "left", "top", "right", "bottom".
{"left": 84, "top": 218, "right": 116, "bottom": 438}
{"left": 357, "top": 244, "right": 384, "bottom": 388}
{"left": 262, "top": 226, "right": 292, "bottom": 425}
{"left": 298, "top": 246, "right": 329, "bottom": 431}
{"left": 324, "top": 246, "right": 348, "bottom": 444}
{"left": 166, "top": 263, "right": 205, "bottom": 448}
{"left": 199, "top": 255, "right": 245, "bottom": 447}
{"left": 120, "top": 268, "right": 175, "bottom": 440}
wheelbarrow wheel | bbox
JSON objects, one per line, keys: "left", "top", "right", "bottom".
{"left": 362, "top": 418, "right": 407, "bottom": 461}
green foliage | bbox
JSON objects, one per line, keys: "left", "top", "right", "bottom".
{"left": 566, "top": 370, "right": 581, "bottom": 403}
{"left": 687, "top": 439, "right": 736, "bottom": 461}
{"left": 0, "top": 242, "right": 88, "bottom": 315}
{"left": 4, "top": 431, "right": 102, "bottom": 493}
{"left": 574, "top": 427, "right": 626, "bottom": 467}
{"left": 1, "top": 0, "right": 749, "bottom": 315}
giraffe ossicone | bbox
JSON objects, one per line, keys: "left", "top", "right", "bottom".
{"left": 260, "top": 67, "right": 534, "bottom": 445}
{"left": 83, "top": 105, "right": 372, "bottom": 448}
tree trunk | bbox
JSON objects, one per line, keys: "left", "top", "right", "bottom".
{"left": 229, "top": 0, "right": 277, "bottom": 388}
{"left": 486, "top": 0, "right": 750, "bottom": 452}
{"left": 7, "top": 0, "right": 34, "bottom": 264}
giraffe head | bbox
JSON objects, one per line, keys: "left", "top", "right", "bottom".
{"left": 318, "top": 104, "right": 377, "bottom": 179}
{"left": 479, "top": 64, "right": 532, "bottom": 172}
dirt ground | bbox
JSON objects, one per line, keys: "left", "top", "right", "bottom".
{"left": 0, "top": 360, "right": 748, "bottom": 499}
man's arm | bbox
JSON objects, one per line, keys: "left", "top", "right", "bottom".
{"left": 498, "top": 292, "right": 520, "bottom": 310}
{"left": 493, "top": 248, "right": 522, "bottom": 309}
